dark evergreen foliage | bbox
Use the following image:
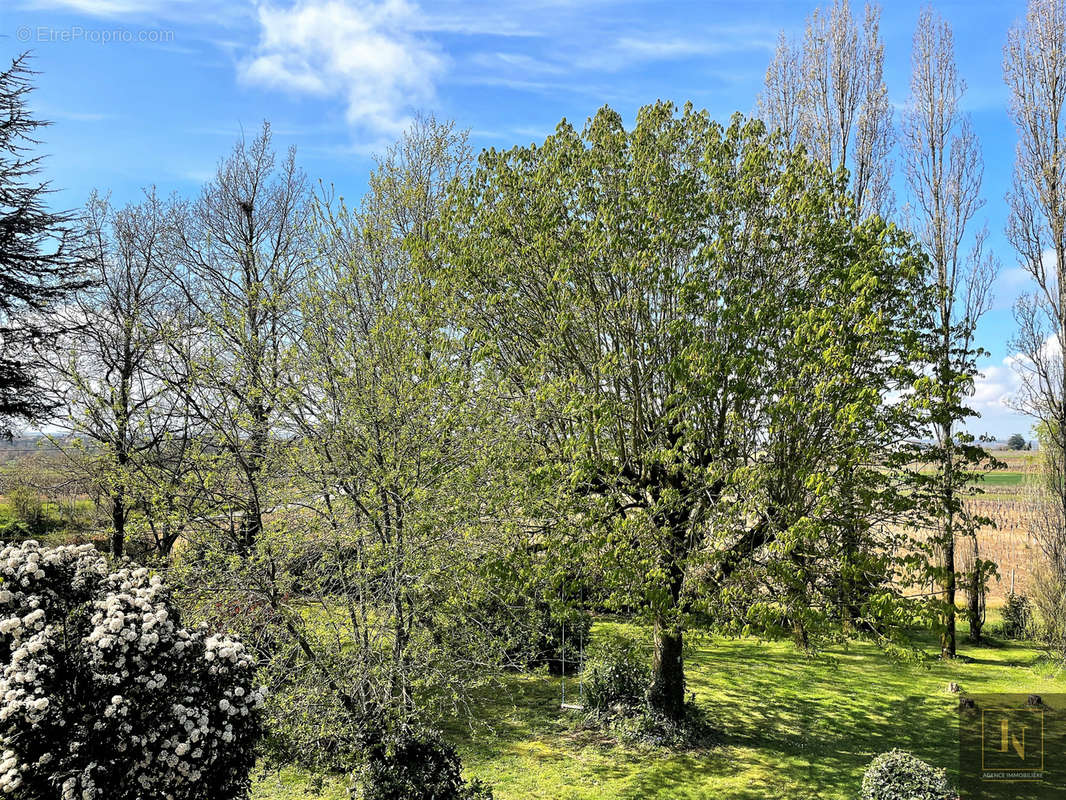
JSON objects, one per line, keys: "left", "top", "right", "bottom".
{"left": 0, "top": 53, "right": 88, "bottom": 438}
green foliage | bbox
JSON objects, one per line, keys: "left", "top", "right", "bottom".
{"left": 0, "top": 518, "right": 32, "bottom": 541}
{"left": 483, "top": 594, "right": 592, "bottom": 674}
{"left": 6, "top": 485, "right": 46, "bottom": 535}
{"left": 582, "top": 632, "right": 647, "bottom": 713}
{"left": 0, "top": 55, "right": 89, "bottom": 438}
{"left": 435, "top": 100, "right": 933, "bottom": 718}
{"left": 1001, "top": 593, "right": 1035, "bottom": 639}
{"left": 860, "top": 750, "right": 953, "bottom": 800}
{"left": 612, "top": 702, "right": 716, "bottom": 749}
{"left": 178, "top": 117, "right": 523, "bottom": 777}
{"left": 352, "top": 726, "right": 492, "bottom": 800}
{"left": 1007, "top": 433, "right": 1028, "bottom": 450}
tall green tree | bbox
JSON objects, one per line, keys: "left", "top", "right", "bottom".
{"left": 0, "top": 54, "right": 87, "bottom": 438}
{"left": 283, "top": 115, "right": 510, "bottom": 721}
{"left": 436, "top": 103, "right": 930, "bottom": 721}
{"left": 185, "top": 118, "right": 523, "bottom": 770}
{"left": 901, "top": 8, "right": 999, "bottom": 656}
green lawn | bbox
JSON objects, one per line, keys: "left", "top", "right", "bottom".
{"left": 251, "top": 619, "right": 1066, "bottom": 800}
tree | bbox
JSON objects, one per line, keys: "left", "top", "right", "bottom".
{"left": 281, "top": 113, "right": 506, "bottom": 721}
{"left": 0, "top": 54, "right": 87, "bottom": 438}
{"left": 180, "top": 118, "right": 521, "bottom": 771}
{"left": 1007, "top": 433, "right": 1028, "bottom": 450}
{"left": 761, "top": 12, "right": 906, "bottom": 628}
{"left": 42, "top": 190, "right": 174, "bottom": 557}
{"left": 436, "top": 103, "right": 929, "bottom": 721}
{"left": 760, "top": 0, "right": 894, "bottom": 220}
{"left": 165, "top": 122, "right": 309, "bottom": 553}
{"left": 1004, "top": 0, "right": 1066, "bottom": 593}
{"left": 901, "top": 8, "right": 998, "bottom": 656}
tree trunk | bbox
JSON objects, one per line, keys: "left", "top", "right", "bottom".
{"left": 966, "top": 535, "right": 985, "bottom": 644}
{"left": 110, "top": 486, "right": 126, "bottom": 559}
{"left": 647, "top": 549, "right": 686, "bottom": 721}
{"left": 647, "top": 615, "right": 685, "bottom": 720}
{"left": 110, "top": 440, "right": 129, "bottom": 559}
{"left": 966, "top": 573, "right": 983, "bottom": 643}
{"left": 239, "top": 415, "right": 268, "bottom": 552}
{"left": 938, "top": 414, "right": 957, "bottom": 660}
{"left": 239, "top": 492, "right": 262, "bottom": 553}
{"left": 941, "top": 530, "right": 956, "bottom": 658}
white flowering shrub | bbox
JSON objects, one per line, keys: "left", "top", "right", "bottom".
{"left": 0, "top": 540, "right": 265, "bottom": 800}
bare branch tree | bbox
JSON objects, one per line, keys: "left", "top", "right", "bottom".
{"left": 41, "top": 189, "right": 174, "bottom": 557}
{"left": 1005, "top": 0, "right": 1066, "bottom": 579}
{"left": 165, "top": 122, "right": 310, "bottom": 552}
{"left": 760, "top": 32, "right": 803, "bottom": 147}
{"left": 760, "top": 0, "right": 894, "bottom": 219}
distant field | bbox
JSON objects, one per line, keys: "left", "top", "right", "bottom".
{"left": 0, "top": 446, "right": 1047, "bottom": 600}
{"left": 978, "top": 471, "right": 1026, "bottom": 487}
{"left": 962, "top": 450, "right": 1041, "bottom": 598}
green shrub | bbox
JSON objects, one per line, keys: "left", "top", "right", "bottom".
{"left": 352, "top": 726, "right": 492, "bottom": 800}
{"left": 0, "top": 519, "right": 33, "bottom": 541}
{"left": 6, "top": 486, "right": 45, "bottom": 535}
{"left": 860, "top": 749, "right": 953, "bottom": 800}
{"left": 617, "top": 701, "right": 715, "bottom": 748}
{"left": 582, "top": 632, "right": 647, "bottom": 713}
{"left": 1002, "top": 592, "right": 1034, "bottom": 640}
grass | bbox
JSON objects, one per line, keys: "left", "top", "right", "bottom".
{"left": 979, "top": 471, "right": 1027, "bottom": 488}
{"left": 251, "top": 616, "right": 1066, "bottom": 800}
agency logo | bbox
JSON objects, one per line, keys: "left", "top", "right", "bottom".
{"left": 959, "top": 694, "right": 1066, "bottom": 798}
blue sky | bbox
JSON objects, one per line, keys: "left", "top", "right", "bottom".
{"left": 2, "top": 0, "right": 1041, "bottom": 440}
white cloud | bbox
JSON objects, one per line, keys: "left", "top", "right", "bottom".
{"left": 240, "top": 0, "right": 444, "bottom": 135}
{"left": 17, "top": 0, "right": 241, "bottom": 22}
{"left": 19, "top": 0, "right": 182, "bottom": 14}
{"left": 16, "top": 0, "right": 252, "bottom": 35}
{"left": 970, "top": 334, "right": 1063, "bottom": 438}
{"left": 574, "top": 30, "right": 776, "bottom": 72}
{"left": 967, "top": 360, "right": 1032, "bottom": 438}
{"left": 971, "top": 361, "right": 1020, "bottom": 413}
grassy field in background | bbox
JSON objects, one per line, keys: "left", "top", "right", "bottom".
{"left": 253, "top": 617, "right": 1066, "bottom": 800}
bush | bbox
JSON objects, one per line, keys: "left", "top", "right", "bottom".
{"left": 1001, "top": 592, "right": 1035, "bottom": 640}
{"left": 617, "top": 701, "right": 715, "bottom": 748}
{"left": 578, "top": 631, "right": 714, "bottom": 748}
{"left": 352, "top": 725, "right": 492, "bottom": 800}
{"left": 860, "top": 749, "right": 954, "bottom": 800}
{"left": 5, "top": 486, "right": 46, "bottom": 536}
{"left": 0, "top": 540, "right": 265, "bottom": 799}
{"left": 582, "top": 632, "right": 647, "bottom": 713}
{"left": 0, "top": 520, "right": 33, "bottom": 542}
{"left": 1028, "top": 562, "right": 1066, "bottom": 657}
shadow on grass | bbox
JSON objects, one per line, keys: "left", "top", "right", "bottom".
{"left": 446, "top": 622, "right": 1066, "bottom": 800}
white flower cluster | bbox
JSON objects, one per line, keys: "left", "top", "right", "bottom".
{"left": 0, "top": 540, "right": 265, "bottom": 800}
